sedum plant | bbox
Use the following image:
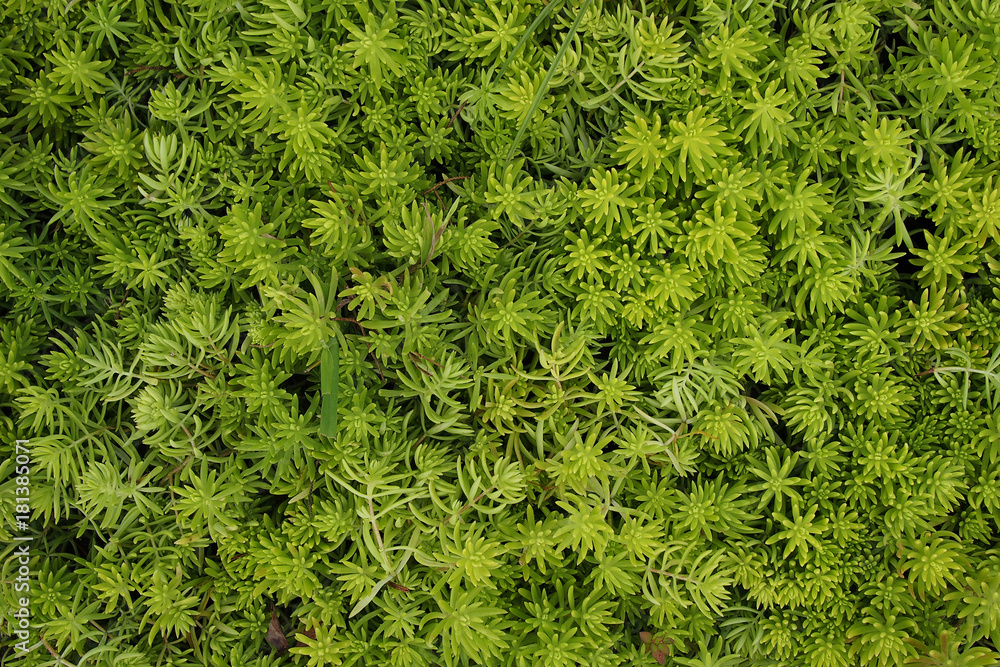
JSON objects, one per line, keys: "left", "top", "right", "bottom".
{"left": 1, "top": 0, "right": 1000, "bottom": 665}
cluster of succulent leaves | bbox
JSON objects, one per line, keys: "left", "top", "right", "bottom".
{"left": 3, "top": 0, "right": 1000, "bottom": 664}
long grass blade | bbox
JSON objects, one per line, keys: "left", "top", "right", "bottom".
{"left": 320, "top": 336, "right": 339, "bottom": 438}
{"left": 504, "top": 0, "right": 595, "bottom": 166}
{"left": 488, "top": 0, "right": 567, "bottom": 91}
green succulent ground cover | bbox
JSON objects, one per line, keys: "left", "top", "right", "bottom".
{"left": 2, "top": 0, "right": 1000, "bottom": 664}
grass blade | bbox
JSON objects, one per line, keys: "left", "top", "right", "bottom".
{"left": 488, "top": 0, "right": 567, "bottom": 91}
{"left": 504, "top": 0, "right": 595, "bottom": 166}
{"left": 320, "top": 336, "right": 339, "bottom": 438}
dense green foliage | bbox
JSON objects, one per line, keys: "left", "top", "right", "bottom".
{"left": 1, "top": 0, "right": 1000, "bottom": 664}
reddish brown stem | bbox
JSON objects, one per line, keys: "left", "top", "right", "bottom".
{"left": 421, "top": 176, "right": 470, "bottom": 196}
{"left": 447, "top": 102, "right": 468, "bottom": 128}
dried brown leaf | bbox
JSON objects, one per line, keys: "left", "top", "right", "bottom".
{"left": 266, "top": 610, "right": 288, "bottom": 653}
